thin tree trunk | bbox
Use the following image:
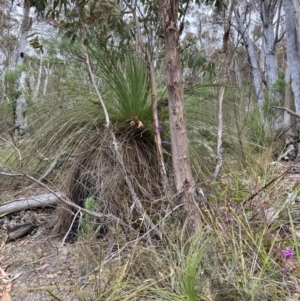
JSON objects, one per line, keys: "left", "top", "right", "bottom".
{"left": 43, "top": 63, "right": 52, "bottom": 96}
{"left": 34, "top": 53, "right": 43, "bottom": 98}
{"left": 214, "top": 0, "right": 235, "bottom": 180}
{"left": 149, "top": 62, "right": 170, "bottom": 196}
{"left": 15, "top": 0, "right": 31, "bottom": 135}
{"left": 159, "top": 0, "right": 201, "bottom": 232}
{"left": 234, "top": 6, "right": 264, "bottom": 106}
{"left": 233, "top": 56, "right": 242, "bottom": 86}
{"left": 260, "top": 0, "right": 279, "bottom": 88}
{"left": 283, "top": 63, "right": 292, "bottom": 133}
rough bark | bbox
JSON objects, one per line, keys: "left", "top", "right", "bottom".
{"left": 15, "top": 0, "right": 31, "bottom": 135}
{"left": 159, "top": 0, "right": 201, "bottom": 232}
{"left": 234, "top": 6, "right": 264, "bottom": 106}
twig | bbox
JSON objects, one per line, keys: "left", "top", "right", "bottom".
{"left": 273, "top": 106, "right": 300, "bottom": 119}
{"left": 75, "top": 203, "right": 183, "bottom": 284}
{"left": 0, "top": 137, "right": 22, "bottom": 169}
{"left": 60, "top": 209, "right": 81, "bottom": 248}
{"left": 243, "top": 162, "right": 299, "bottom": 204}
{"left": 0, "top": 170, "right": 130, "bottom": 228}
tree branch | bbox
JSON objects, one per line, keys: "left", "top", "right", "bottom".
{"left": 273, "top": 106, "right": 300, "bottom": 119}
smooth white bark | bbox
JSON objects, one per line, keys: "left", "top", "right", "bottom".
{"left": 292, "top": 0, "right": 300, "bottom": 43}
{"left": 260, "top": 0, "right": 279, "bottom": 87}
{"left": 15, "top": 0, "right": 31, "bottom": 135}
{"left": 34, "top": 53, "right": 43, "bottom": 98}
{"left": 234, "top": 6, "right": 264, "bottom": 106}
{"left": 283, "top": 62, "right": 292, "bottom": 131}
{"left": 282, "top": 0, "right": 300, "bottom": 123}
{"left": 0, "top": 192, "right": 64, "bottom": 215}
{"left": 43, "top": 63, "right": 53, "bottom": 96}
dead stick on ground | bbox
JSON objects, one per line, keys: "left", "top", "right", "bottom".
{"left": 0, "top": 170, "right": 130, "bottom": 228}
{"left": 243, "top": 162, "right": 298, "bottom": 204}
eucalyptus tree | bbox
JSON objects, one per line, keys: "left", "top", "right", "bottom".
{"left": 260, "top": 0, "right": 282, "bottom": 89}
{"left": 158, "top": 0, "right": 203, "bottom": 230}
{"left": 233, "top": 3, "right": 265, "bottom": 107}
{"left": 282, "top": 0, "right": 300, "bottom": 127}
{"left": 14, "top": 0, "right": 32, "bottom": 135}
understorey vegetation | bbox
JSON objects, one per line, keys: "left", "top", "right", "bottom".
{"left": 0, "top": 0, "right": 300, "bottom": 300}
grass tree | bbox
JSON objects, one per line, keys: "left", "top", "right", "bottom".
{"left": 8, "top": 0, "right": 245, "bottom": 235}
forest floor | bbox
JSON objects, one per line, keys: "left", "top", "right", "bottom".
{"left": 0, "top": 186, "right": 108, "bottom": 301}
{"left": 1, "top": 160, "right": 300, "bottom": 301}
{"left": 0, "top": 207, "right": 89, "bottom": 300}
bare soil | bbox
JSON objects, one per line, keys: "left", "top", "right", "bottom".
{"left": 0, "top": 185, "right": 104, "bottom": 301}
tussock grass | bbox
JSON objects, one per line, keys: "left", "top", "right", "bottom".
{"left": 50, "top": 189, "right": 299, "bottom": 300}
{"left": 44, "top": 149, "right": 300, "bottom": 300}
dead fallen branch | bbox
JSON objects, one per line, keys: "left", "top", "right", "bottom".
{"left": 0, "top": 171, "right": 130, "bottom": 228}
{"left": 0, "top": 192, "right": 63, "bottom": 215}
{"left": 6, "top": 221, "right": 38, "bottom": 242}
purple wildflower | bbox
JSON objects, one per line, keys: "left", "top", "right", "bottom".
{"left": 225, "top": 216, "right": 232, "bottom": 223}
{"left": 157, "top": 124, "right": 162, "bottom": 131}
{"left": 282, "top": 248, "right": 294, "bottom": 260}
{"left": 162, "top": 140, "right": 169, "bottom": 147}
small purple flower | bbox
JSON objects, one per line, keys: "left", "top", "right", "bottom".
{"left": 162, "top": 140, "right": 169, "bottom": 147}
{"left": 225, "top": 216, "right": 232, "bottom": 223}
{"left": 282, "top": 248, "right": 294, "bottom": 260}
{"left": 157, "top": 124, "right": 162, "bottom": 131}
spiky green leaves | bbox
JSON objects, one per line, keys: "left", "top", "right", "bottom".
{"left": 101, "top": 57, "right": 152, "bottom": 130}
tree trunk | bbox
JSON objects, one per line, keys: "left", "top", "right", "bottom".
{"left": 214, "top": 0, "right": 235, "bottom": 180}
{"left": 260, "top": 0, "right": 279, "bottom": 88}
{"left": 43, "top": 63, "right": 53, "bottom": 96}
{"left": 282, "top": 0, "right": 300, "bottom": 130}
{"left": 292, "top": 0, "right": 300, "bottom": 43}
{"left": 15, "top": 0, "right": 31, "bottom": 135}
{"left": 283, "top": 62, "right": 292, "bottom": 134}
{"left": 159, "top": 0, "right": 201, "bottom": 232}
{"left": 149, "top": 62, "right": 170, "bottom": 196}
{"left": 234, "top": 6, "right": 264, "bottom": 106}
{"left": 34, "top": 53, "right": 43, "bottom": 98}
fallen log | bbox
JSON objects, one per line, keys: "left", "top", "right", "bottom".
{"left": 6, "top": 221, "right": 38, "bottom": 242}
{"left": 0, "top": 192, "right": 63, "bottom": 215}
